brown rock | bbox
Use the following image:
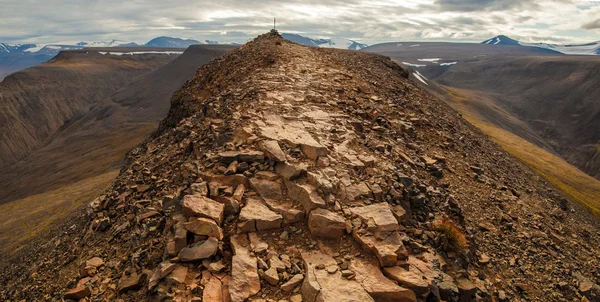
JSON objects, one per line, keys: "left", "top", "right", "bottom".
{"left": 118, "top": 272, "right": 147, "bottom": 293}
{"left": 148, "top": 261, "right": 177, "bottom": 289}
{"left": 178, "top": 237, "right": 219, "bottom": 262}
{"left": 353, "top": 231, "right": 408, "bottom": 267}
{"left": 184, "top": 217, "right": 224, "bottom": 239}
{"left": 350, "top": 203, "right": 399, "bottom": 234}
{"left": 238, "top": 199, "right": 283, "bottom": 232}
{"left": 281, "top": 274, "right": 304, "bottom": 292}
{"left": 262, "top": 266, "right": 280, "bottom": 285}
{"left": 456, "top": 278, "right": 477, "bottom": 302}
{"left": 259, "top": 140, "right": 287, "bottom": 162}
{"left": 64, "top": 286, "right": 91, "bottom": 300}
{"left": 308, "top": 209, "right": 346, "bottom": 239}
{"left": 383, "top": 266, "right": 429, "bottom": 296}
{"left": 182, "top": 194, "right": 225, "bottom": 225}
{"left": 301, "top": 250, "right": 374, "bottom": 302}
{"left": 229, "top": 253, "right": 261, "bottom": 302}
{"left": 351, "top": 258, "right": 416, "bottom": 302}
{"left": 285, "top": 180, "right": 326, "bottom": 212}
{"left": 250, "top": 178, "right": 284, "bottom": 200}
{"left": 248, "top": 232, "right": 268, "bottom": 253}
{"left": 204, "top": 276, "right": 224, "bottom": 302}
{"left": 275, "top": 161, "right": 306, "bottom": 180}
{"left": 167, "top": 265, "right": 188, "bottom": 284}
{"left": 344, "top": 183, "right": 372, "bottom": 201}
{"left": 238, "top": 151, "right": 265, "bottom": 163}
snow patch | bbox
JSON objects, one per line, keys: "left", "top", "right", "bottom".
{"left": 413, "top": 71, "right": 428, "bottom": 85}
{"left": 418, "top": 58, "right": 440, "bottom": 62}
{"left": 409, "top": 44, "right": 420, "bottom": 47}
{"left": 99, "top": 51, "right": 184, "bottom": 56}
{"left": 493, "top": 37, "right": 500, "bottom": 45}
{"left": 440, "top": 62, "right": 458, "bottom": 66}
{"left": 24, "top": 45, "right": 45, "bottom": 52}
{"left": 402, "top": 62, "right": 426, "bottom": 67}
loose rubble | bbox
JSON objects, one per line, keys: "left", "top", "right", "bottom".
{"left": 1, "top": 30, "right": 599, "bottom": 302}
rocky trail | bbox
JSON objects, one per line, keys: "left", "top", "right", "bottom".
{"left": 1, "top": 31, "right": 599, "bottom": 302}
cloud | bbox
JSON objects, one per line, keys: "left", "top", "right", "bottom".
{"left": 582, "top": 19, "right": 600, "bottom": 29}
{"left": 0, "top": 0, "right": 598, "bottom": 45}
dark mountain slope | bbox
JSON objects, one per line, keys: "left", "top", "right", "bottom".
{"left": 0, "top": 49, "right": 179, "bottom": 170}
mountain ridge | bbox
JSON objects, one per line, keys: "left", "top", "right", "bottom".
{"left": 1, "top": 31, "right": 598, "bottom": 302}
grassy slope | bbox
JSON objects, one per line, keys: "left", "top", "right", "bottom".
{"left": 0, "top": 171, "right": 117, "bottom": 254}
{"left": 441, "top": 86, "right": 600, "bottom": 217}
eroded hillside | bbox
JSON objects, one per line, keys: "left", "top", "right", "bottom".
{"left": 1, "top": 32, "right": 598, "bottom": 302}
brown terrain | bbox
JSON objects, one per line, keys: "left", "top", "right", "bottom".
{"left": 365, "top": 43, "right": 600, "bottom": 216}
{"left": 0, "top": 32, "right": 598, "bottom": 302}
{"left": 0, "top": 45, "right": 235, "bottom": 253}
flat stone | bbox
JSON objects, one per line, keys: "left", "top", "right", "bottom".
{"left": 238, "top": 151, "right": 265, "bottom": 163}
{"left": 230, "top": 233, "right": 251, "bottom": 256}
{"left": 148, "top": 261, "right": 177, "bottom": 289}
{"left": 344, "top": 183, "right": 372, "bottom": 201}
{"left": 308, "top": 209, "right": 346, "bottom": 239}
{"left": 238, "top": 199, "right": 283, "bottom": 232}
{"left": 64, "top": 286, "right": 91, "bottom": 300}
{"left": 351, "top": 258, "right": 416, "bottom": 302}
{"left": 85, "top": 257, "right": 104, "bottom": 268}
{"left": 383, "top": 266, "right": 429, "bottom": 296}
{"left": 184, "top": 217, "right": 224, "bottom": 240}
{"left": 250, "top": 178, "right": 284, "bottom": 200}
{"left": 266, "top": 200, "right": 306, "bottom": 224}
{"left": 307, "top": 172, "right": 334, "bottom": 194}
{"left": 275, "top": 162, "right": 307, "bottom": 180}
{"left": 233, "top": 184, "right": 245, "bottom": 201}
{"left": 178, "top": 237, "right": 219, "bottom": 262}
{"left": 353, "top": 231, "right": 408, "bottom": 267}
{"left": 269, "top": 255, "right": 286, "bottom": 272}
{"left": 229, "top": 253, "right": 261, "bottom": 302}
{"left": 350, "top": 203, "right": 399, "bottom": 234}
{"left": 391, "top": 205, "right": 408, "bottom": 222}
{"left": 260, "top": 140, "right": 287, "bottom": 162}
{"left": 281, "top": 274, "right": 304, "bottom": 292}
{"left": 204, "top": 275, "right": 224, "bottom": 302}
{"left": 118, "top": 272, "right": 147, "bottom": 293}
{"left": 182, "top": 194, "right": 225, "bottom": 225}
{"left": 301, "top": 250, "right": 374, "bottom": 302}
{"left": 285, "top": 180, "right": 326, "bottom": 212}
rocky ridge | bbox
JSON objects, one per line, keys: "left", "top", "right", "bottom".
{"left": 1, "top": 31, "right": 599, "bottom": 302}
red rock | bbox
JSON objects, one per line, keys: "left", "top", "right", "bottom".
{"left": 64, "top": 286, "right": 91, "bottom": 300}
{"left": 181, "top": 194, "right": 225, "bottom": 225}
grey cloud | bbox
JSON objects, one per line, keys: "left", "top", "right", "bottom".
{"left": 582, "top": 19, "right": 600, "bottom": 29}
{"left": 435, "top": 0, "right": 533, "bottom": 11}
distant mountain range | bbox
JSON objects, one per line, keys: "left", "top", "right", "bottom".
{"left": 482, "top": 35, "right": 600, "bottom": 55}
{"left": 281, "top": 33, "right": 368, "bottom": 50}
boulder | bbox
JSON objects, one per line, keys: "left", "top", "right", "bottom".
{"left": 259, "top": 140, "right": 287, "bottom": 162}
{"left": 184, "top": 217, "right": 224, "bottom": 239}
{"left": 301, "top": 250, "right": 374, "bottom": 302}
{"left": 178, "top": 237, "right": 219, "bottom": 262}
{"left": 308, "top": 209, "right": 346, "bottom": 239}
{"left": 238, "top": 199, "right": 283, "bottom": 232}
{"left": 182, "top": 195, "right": 225, "bottom": 225}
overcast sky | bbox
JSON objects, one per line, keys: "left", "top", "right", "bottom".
{"left": 1, "top": 0, "right": 600, "bottom": 45}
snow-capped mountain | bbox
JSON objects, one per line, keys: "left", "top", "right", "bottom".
{"left": 482, "top": 35, "right": 600, "bottom": 55}
{"left": 145, "top": 37, "right": 203, "bottom": 48}
{"left": 481, "top": 35, "right": 520, "bottom": 46}
{"left": 0, "top": 43, "right": 38, "bottom": 54}
{"left": 76, "top": 40, "right": 139, "bottom": 48}
{"left": 281, "top": 33, "right": 368, "bottom": 50}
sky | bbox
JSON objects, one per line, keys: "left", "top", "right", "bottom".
{"left": 1, "top": 0, "right": 600, "bottom": 45}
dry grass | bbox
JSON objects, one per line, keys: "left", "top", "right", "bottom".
{"left": 442, "top": 86, "right": 600, "bottom": 217}
{"left": 0, "top": 171, "right": 118, "bottom": 254}
{"left": 433, "top": 216, "right": 469, "bottom": 252}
